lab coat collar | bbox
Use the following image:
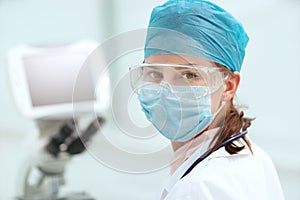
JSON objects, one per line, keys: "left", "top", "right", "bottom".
{"left": 159, "top": 128, "right": 220, "bottom": 199}
{"left": 170, "top": 127, "right": 220, "bottom": 175}
{"left": 159, "top": 129, "right": 252, "bottom": 200}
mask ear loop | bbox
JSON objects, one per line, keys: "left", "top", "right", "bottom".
{"left": 221, "top": 73, "right": 230, "bottom": 103}
{"left": 213, "top": 70, "right": 230, "bottom": 109}
{"left": 208, "top": 72, "right": 229, "bottom": 129}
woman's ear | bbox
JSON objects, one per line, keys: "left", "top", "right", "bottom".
{"left": 224, "top": 72, "right": 240, "bottom": 101}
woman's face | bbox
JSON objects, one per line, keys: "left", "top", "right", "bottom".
{"left": 144, "top": 54, "right": 226, "bottom": 114}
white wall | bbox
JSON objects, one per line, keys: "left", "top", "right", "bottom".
{"left": 1, "top": 0, "right": 299, "bottom": 199}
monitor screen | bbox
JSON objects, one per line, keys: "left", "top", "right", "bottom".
{"left": 23, "top": 52, "right": 96, "bottom": 107}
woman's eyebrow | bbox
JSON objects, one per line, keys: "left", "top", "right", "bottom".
{"left": 176, "top": 63, "right": 202, "bottom": 69}
{"left": 144, "top": 66, "right": 162, "bottom": 70}
{"left": 174, "top": 65, "right": 199, "bottom": 70}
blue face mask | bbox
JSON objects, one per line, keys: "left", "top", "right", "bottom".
{"left": 138, "top": 82, "right": 218, "bottom": 142}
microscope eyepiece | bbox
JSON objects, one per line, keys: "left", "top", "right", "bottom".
{"left": 66, "top": 117, "right": 104, "bottom": 155}
{"left": 45, "top": 117, "right": 104, "bottom": 156}
{"left": 45, "top": 119, "right": 76, "bottom": 156}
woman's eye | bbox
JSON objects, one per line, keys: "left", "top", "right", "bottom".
{"left": 144, "top": 70, "right": 163, "bottom": 82}
{"left": 182, "top": 72, "right": 199, "bottom": 79}
{"left": 149, "top": 71, "right": 163, "bottom": 79}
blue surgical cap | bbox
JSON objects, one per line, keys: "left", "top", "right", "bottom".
{"left": 144, "top": 0, "right": 249, "bottom": 72}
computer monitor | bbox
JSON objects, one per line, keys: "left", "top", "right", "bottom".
{"left": 8, "top": 40, "right": 110, "bottom": 119}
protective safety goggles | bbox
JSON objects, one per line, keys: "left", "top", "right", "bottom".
{"left": 129, "top": 63, "right": 228, "bottom": 96}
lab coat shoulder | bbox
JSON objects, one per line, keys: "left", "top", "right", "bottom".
{"left": 165, "top": 144, "right": 285, "bottom": 200}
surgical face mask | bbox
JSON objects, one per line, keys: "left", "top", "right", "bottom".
{"left": 130, "top": 63, "right": 226, "bottom": 142}
{"left": 137, "top": 82, "right": 224, "bottom": 142}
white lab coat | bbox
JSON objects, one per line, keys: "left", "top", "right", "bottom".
{"left": 158, "top": 142, "right": 285, "bottom": 200}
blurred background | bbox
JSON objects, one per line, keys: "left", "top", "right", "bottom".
{"left": 0, "top": 0, "right": 299, "bottom": 199}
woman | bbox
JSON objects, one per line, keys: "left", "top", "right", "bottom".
{"left": 130, "top": 0, "right": 284, "bottom": 199}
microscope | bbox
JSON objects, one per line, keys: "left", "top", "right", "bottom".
{"left": 18, "top": 117, "right": 104, "bottom": 200}
{"left": 8, "top": 40, "right": 110, "bottom": 200}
